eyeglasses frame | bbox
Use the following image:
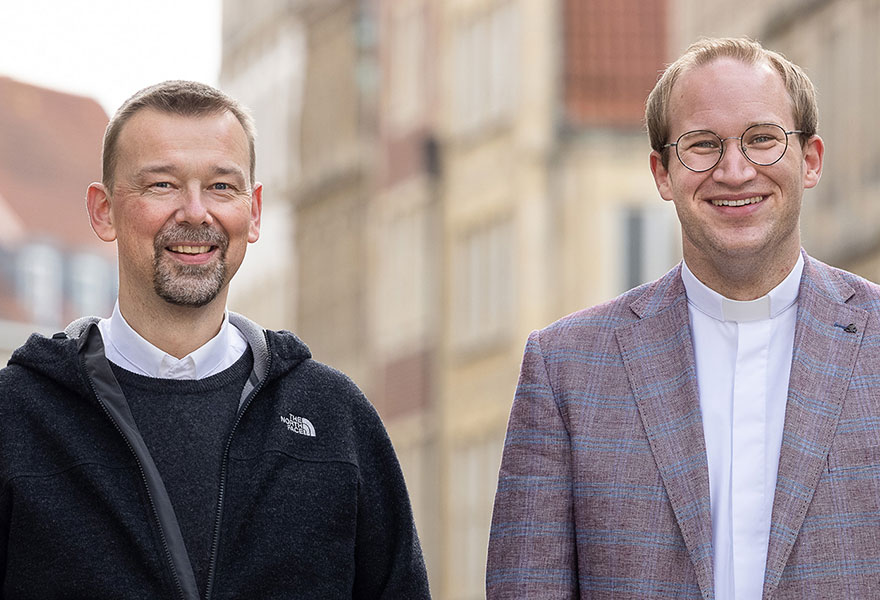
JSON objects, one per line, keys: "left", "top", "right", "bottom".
{"left": 662, "top": 123, "right": 805, "bottom": 173}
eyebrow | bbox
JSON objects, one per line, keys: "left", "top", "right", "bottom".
{"left": 210, "top": 166, "right": 247, "bottom": 181}
{"left": 687, "top": 121, "right": 786, "bottom": 133}
{"left": 134, "top": 164, "right": 247, "bottom": 182}
{"left": 135, "top": 164, "right": 180, "bottom": 178}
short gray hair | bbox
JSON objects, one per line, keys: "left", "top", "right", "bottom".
{"left": 102, "top": 80, "right": 256, "bottom": 190}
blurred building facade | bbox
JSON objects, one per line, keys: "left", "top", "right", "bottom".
{"left": 0, "top": 77, "right": 115, "bottom": 364}
{"left": 220, "top": 0, "right": 307, "bottom": 331}
{"left": 672, "top": 0, "right": 880, "bottom": 278}
{"left": 221, "top": 0, "right": 672, "bottom": 597}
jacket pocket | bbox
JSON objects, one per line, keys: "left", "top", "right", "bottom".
{"left": 828, "top": 445, "right": 880, "bottom": 472}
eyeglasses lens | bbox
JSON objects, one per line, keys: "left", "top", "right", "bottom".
{"left": 676, "top": 124, "right": 789, "bottom": 171}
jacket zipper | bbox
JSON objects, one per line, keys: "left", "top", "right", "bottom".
{"left": 83, "top": 369, "right": 187, "bottom": 600}
{"left": 203, "top": 337, "right": 271, "bottom": 600}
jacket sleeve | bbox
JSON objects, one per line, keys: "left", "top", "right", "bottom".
{"left": 352, "top": 400, "right": 431, "bottom": 599}
{"left": 486, "top": 330, "right": 578, "bottom": 599}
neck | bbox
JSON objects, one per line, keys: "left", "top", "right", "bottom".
{"left": 682, "top": 245, "right": 801, "bottom": 301}
{"left": 117, "top": 288, "right": 227, "bottom": 359}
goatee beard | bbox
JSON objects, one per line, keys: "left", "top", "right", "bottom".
{"left": 152, "top": 225, "right": 229, "bottom": 307}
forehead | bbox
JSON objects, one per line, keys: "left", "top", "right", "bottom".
{"left": 115, "top": 108, "right": 250, "bottom": 170}
{"left": 668, "top": 57, "right": 795, "bottom": 133}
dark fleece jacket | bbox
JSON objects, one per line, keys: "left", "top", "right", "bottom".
{"left": 0, "top": 314, "right": 430, "bottom": 600}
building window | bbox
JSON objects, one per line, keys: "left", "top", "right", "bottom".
{"left": 69, "top": 252, "right": 114, "bottom": 318}
{"left": 449, "top": 434, "right": 505, "bottom": 600}
{"left": 870, "top": 2, "right": 880, "bottom": 187}
{"left": 453, "top": 217, "right": 514, "bottom": 349}
{"left": 222, "top": 25, "right": 305, "bottom": 192}
{"left": 17, "top": 243, "right": 63, "bottom": 326}
{"left": 375, "top": 206, "right": 430, "bottom": 351}
{"left": 388, "top": 0, "right": 426, "bottom": 131}
{"left": 619, "top": 204, "right": 678, "bottom": 292}
{"left": 452, "top": 2, "right": 520, "bottom": 135}
{"left": 395, "top": 435, "right": 435, "bottom": 572}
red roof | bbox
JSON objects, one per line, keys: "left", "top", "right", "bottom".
{"left": 0, "top": 76, "right": 110, "bottom": 251}
{"left": 563, "top": 0, "right": 667, "bottom": 127}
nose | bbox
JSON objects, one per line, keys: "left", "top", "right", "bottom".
{"left": 711, "top": 137, "right": 757, "bottom": 186}
{"left": 176, "top": 183, "right": 214, "bottom": 226}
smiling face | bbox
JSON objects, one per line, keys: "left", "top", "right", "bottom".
{"left": 650, "top": 57, "right": 823, "bottom": 293}
{"left": 88, "top": 108, "right": 262, "bottom": 313}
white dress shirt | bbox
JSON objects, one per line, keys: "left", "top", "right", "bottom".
{"left": 97, "top": 302, "right": 249, "bottom": 380}
{"left": 681, "top": 255, "right": 803, "bottom": 600}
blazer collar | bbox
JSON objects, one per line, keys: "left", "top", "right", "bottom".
{"left": 762, "top": 252, "right": 865, "bottom": 597}
{"left": 628, "top": 263, "right": 687, "bottom": 320}
{"left": 617, "top": 266, "right": 714, "bottom": 597}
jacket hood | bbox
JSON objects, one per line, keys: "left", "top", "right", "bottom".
{"left": 6, "top": 326, "right": 89, "bottom": 396}
{"left": 6, "top": 312, "right": 312, "bottom": 393}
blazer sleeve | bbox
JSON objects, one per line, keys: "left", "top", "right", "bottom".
{"left": 486, "top": 329, "right": 578, "bottom": 599}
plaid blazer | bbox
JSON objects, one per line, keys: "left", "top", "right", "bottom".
{"left": 488, "top": 253, "right": 880, "bottom": 599}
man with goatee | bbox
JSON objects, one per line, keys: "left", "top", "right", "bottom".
{"left": 0, "top": 80, "right": 430, "bottom": 600}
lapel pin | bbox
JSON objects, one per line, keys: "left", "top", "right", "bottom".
{"left": 833, "top": 322, "right": 858, "bottom": 333}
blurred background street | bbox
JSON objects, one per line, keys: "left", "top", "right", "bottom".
{"left": 2, "top": 1, "right": 880, "bottom": 597}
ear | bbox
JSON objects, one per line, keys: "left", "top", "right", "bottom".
{"left": 650, "top": 151, "right": 674, "bottom": 201}
{"left": 86, "top": 183, "right": 117, "bottom": 242}
{"left": 248, "top": 183, "right": 263, "bottom": 243}
{"left": 802, "top": 134, "right": 824, "bottom": 189}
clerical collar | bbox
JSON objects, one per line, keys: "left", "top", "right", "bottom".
{"left": 680, "top": 254, "right": 804, "bottom": 323}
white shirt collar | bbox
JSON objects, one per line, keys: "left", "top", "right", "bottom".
{"left": 99, "top": 301, "right": 248, "bottom": 379}
{"left": 680, "top": 254, "right": 804, "bottom": 323}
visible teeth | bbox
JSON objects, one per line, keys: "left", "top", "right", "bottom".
{"left": 712, "top": 196, "right": 763, "bottom": 207}
{"left": 170, "top": 245, "right": 211, "bottom": 254}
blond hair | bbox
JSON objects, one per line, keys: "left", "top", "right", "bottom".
{"left": 646, "top": 37, "right": 818, "bottom": 167}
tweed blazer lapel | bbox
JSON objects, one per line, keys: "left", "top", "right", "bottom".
{"left": 762, "top": 255, "right": 868, "bottom": 598}
{"left": 616, "top": 266, "right": 715, "bottom": 599}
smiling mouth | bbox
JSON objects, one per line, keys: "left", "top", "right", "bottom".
{"left": 711, "top": 196, "right": 764, "bottom": 207}
{"left": 168, "top": 245, "right": 215, "bottom": 255}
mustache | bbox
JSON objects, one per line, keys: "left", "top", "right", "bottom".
{"left": 153, "top": 224, "right": 228, "bottom": 252}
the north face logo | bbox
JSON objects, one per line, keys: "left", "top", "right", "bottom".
{"left": 280, "top": 414, "right": 316, "bottom": 437}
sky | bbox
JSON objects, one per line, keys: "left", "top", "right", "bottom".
{"left": 0, "top": 0, "right": 222, "bottom": 116}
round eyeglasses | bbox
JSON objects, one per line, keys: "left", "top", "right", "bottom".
{"left": 663, "top": 123, "right": 803, "bottom": 172}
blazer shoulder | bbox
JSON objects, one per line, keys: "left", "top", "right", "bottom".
{"left": 803, "top": 253, "right": 880, "bottom": 310}
{"left": 530, "top": 268, "right": 681, "bottom": 352}
{"left": 536, "top": 265, "right": 684, "bottom": 347}
{"left": 841, "top": 271, "right": 880, "bottom": 311}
